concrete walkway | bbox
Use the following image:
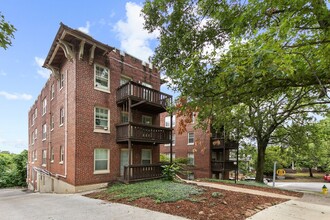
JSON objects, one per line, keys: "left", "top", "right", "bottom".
{"left": 184, "top": 180, "right": 300, "bottom": 200}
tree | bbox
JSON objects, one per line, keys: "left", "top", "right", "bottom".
{"left": 0, "top": 12, "right": 16, "bottom": 49}
{"left": 143, "top": 0, "right": 330, "bottom": 182}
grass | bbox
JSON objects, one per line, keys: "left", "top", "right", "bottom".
{"left": 200, "top": 178, "right": 271, "bottom": 188}
{"left": 105, "top": 179, "right": 204, "bottom": 203}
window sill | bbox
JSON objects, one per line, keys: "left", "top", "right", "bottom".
{"left": 42, "top": 138, "right": 46, "bottom": 142}
{"left": 94, "top": 129, "right": 110, "bottom": 134}
{"left": 59, "top": 161, "right": 64, "bottom": 165}
{"left": 94, "top": 170, "right": 110, "bottom": 175}
{"left": 59, "top": 124, "right": 63, "bottom": 127}
{"left": 42, "top": 164, "right": 46, "bottom": 167}
{"left": 50, "top": 160, "right": 54, "bottom": 163}
{"left": 94, "top": 87, "right": 110, "bottom": 94}
{"left": 187, "top": 143, "right": 194, "bottom": 146}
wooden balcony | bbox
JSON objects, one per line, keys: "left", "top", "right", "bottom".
{"left": 116, "top": 122, "right": 172, "bottom": 144}
{"left": 123, "top": 164, "right": 163, "bottom": 183}
{"left": 211, "top": 161, "right": 237, "bottom": 171}
{"left": 211, "top": 138, "right": 239, "bottom": 149}
{"left": 116, "top": 81, "right": 172, "bottom": 113}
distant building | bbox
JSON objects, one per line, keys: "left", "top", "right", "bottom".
{"left": 27, "top": 23, "right": 172, "bottom": 193}
{"left": 160, "top": 113, "right": 238, "bottom": 180}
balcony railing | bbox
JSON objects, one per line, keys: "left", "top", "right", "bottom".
{"left": 211, "top": 161, "right": 237, "bottom": 171}
{"left": 211, "top": 138, "right": 239, "bottom": 149}
{"left": 116, "top": 122, "right": 172, "bottom": 144}
{"left": 123, "top": 164, "right": 163, "bottom": 183}
{"left": 116, "top": 81, "right": 172, "bottom": 112}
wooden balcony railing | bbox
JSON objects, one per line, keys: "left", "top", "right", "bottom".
{"left": 116, "top": 122, "right": 172, "bottom": 144}
{"left": 123, "top": 164, "right": 163, "bottom": 183}
{"left": 211, "top": 161, "right": 237, "bottom": 171}
{"left": 116, "top": 81, "right": 172, "bottom": 112}
{"left": 211, "top": 138, "right": 239, "bottom": 149}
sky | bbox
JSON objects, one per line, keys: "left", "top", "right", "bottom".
{"left": 0, "top": 0, "right": 173, "bottom": 154}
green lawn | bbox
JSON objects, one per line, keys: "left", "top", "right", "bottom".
{"left": 200, "top": 178, "right": 271, "bottom": 188}
{"left": 105, "top": 180, "right": 204, "bottom": 203}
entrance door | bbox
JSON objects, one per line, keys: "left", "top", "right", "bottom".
{"left": 120, "top": 149, "right": 132, "bottom": 176}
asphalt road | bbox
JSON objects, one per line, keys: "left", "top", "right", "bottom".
{"left": 0, "top": 188, "right": 186, "bottom": 220}
{"left": 268, "top": 181, "right": 330, "bottom": 193}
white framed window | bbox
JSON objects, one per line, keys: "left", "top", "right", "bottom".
{"left": 187, "top": 152, "right": 194, "bottom": 165}
{"left": 59, "top": 146, "right": 64, "bottom": 164}
{"left": 42, "top": 123, "right": 47, "bottom": 141}
{"left": 165, "top": 134, "right": 175, "bottom": 146}
{"left": 32, "top": 151, "right": 35, "bottom": 162}
{"left": 142, "top": 115, "right": 152, "bottom": 125}
{"left": 42, "top": 150, "right": 47, "bottom": 166}
{"left": 51, "top": 115, "right": 54, "bottom": 130}
{"left": 94, "top": 149, "right": 110, "bottom": 174}
{"left": 31, "top": 131, "right": 34, "bottom": 145}
{"left": 191, "top": 113, "right": 196, "bottom": 124}
{"left": 94, "top": 107, "right": 110, "bottom": 132}
{"left": 141, "top": 149, "right": 152, "bottom": 165}
{"left": 50, "top": 147, "right": 54, "bottom": 162}
{"left": 60, "top": 73, "right": 64, "bottom": 89}
{"left": 165, "top": 115, "right": 176, "bottom": 128}
{"left": 121, "top": 111, "right": 129, "bottom": 123}
{"left": 94, "top": 64, "right": 110, "bottom": 92}
{"left": 60, "top": 108, "right": 64, "bottom": 126}
{"left": 32, "top": 108, "right": 37, "bottom": 126}
{"left": 165, "top": 153, "right": 175, "bottom": 160}
{"left": 188, "top": 132, "right": 194, "bottom": 145}
{"left": 35, "top": 150, "right": 37, "bottom": 161}
{"left": 120, "top": 75, "right": 131, "bottom": 86}
{"left": 51, "top": 83, "right": 55, "bottom": 100}
{"left": 34, "top": 128, "right": 37, "bottom": 140}
{"left": 42, "top": 98, "right": 47, "bottom": 116}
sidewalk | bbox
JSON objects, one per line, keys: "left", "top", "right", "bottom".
{"left": 184, "top": 180, "right": 300, "bottom": 200}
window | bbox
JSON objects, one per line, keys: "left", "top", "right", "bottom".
{"left": 60, "top": 108, "right": 64, "bottom": 126}
{"left": 120, "top": 75, "right": 131, "bottom": 86}
{"left": 187, "top": 173, "right": 194, "bottom": 180}
{"left": 35, "top": 150, "right": 37, "bottom": 161}
{"left": 188, "top": 132, "right": 194, "bottom": 145}
{"left": 187, "top": 152, "right": 194, "bottom": 165}
{"left": 60, "top": 146, "right": 64, "bottom": 164}
{"left": 60, "top": 73, "right": 64, "bottom": 89}
{"left": 34, "top": 128, "right": 37, "bottom": 140}
{"left": 42, "top": 150, "right": 47, "bottom": 166}
{"left": 141, "top": 149, "right": 152, "bottom": 165}
{"left": 32, "top": 108, "right": 37, "bottom": 125}
{"left": 165, "top": 153, "right": 175, "bottom": 160}
{"left": 121, "top": 111, "right": 129, "bottom": 123}
{"left": 32, "top": 151, "right": 35, "bottom": 162}
{"left": 94, "top": 64, "right": 109, "bottom": 92}
{"left": 94, "top": 107, "right": 109, "bottom": 132}
{"left": 51, "top": 115, "right": 54, "bottom": 130}
{"left": 165, "top": 134, "right": 175, "bottom": 146}
{"left": 50, "top": 147, "right": 54, "bottom": 162}
{"left": 142, "top": 82, "right": 152, "bottom": 101}
{"left": 191, "top": 113, "right": 196, "bottom": 124}
{"left": 142, "top": 115, "right": 152, "bottom": 125}
{"left": 42, "top": 98, "right": 47, "bottom": 115}
{"left": 51, "top": 83, "right": 55, "bottom": 100}
{"left": 94, "top": 149, "right": 110, "bottom": 173}
{"left": 42, "top": 124, "right": 47, "bottom": 140}
{"left": 165, "top": 115, "right": 176, "bottom": 128}
{"left": 31, "top": 131, "right": 34, "bottom": 145}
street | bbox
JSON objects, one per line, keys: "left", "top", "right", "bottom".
{"left": 268, "top": 181, "right": 330, "bottom": 194}
{"left": 0, "top": 188, "right": 185, "bottom": 220}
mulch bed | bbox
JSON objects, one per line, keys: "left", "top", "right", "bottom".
{"left": 85, "top": 184, "right": 296, "bottom": 220}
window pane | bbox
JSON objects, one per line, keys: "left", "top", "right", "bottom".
{"left": 95, "top": 149, "right": 108, "bottom": 160}
{"left": 95, "top": 160, "right": 108, "bottom": 170}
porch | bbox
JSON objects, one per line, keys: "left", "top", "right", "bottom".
{"left": 122, "top": 164, "right": 164, "bottom": 183}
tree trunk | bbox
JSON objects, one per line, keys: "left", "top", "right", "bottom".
{"left": 255, "top": 140, "right": 268, "bottom": 183}
{"left": 309, "top": 167, "right": 314, "bottom": 178}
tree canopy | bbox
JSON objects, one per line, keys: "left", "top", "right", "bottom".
{"left": 0, "top": 12, "right": 16, "bottom": 49}
{"left": 143, "top": 0, "right": 330, "bottom": 182}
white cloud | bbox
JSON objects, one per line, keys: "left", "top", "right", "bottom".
{"left": 0, "top": 70, "right": 7, "bottom": 76}
{"left": 34, "top": 57, "right": 51, "bottom": 79}
{"left": 113, "top": 2, "right": 159, "bottom": 62}
{"left": 0, "top": 91, "right": 33, "bottom": 101}
{"left": 0, "top": 137, "right": 27, "bottom": 154}
{"left": 78, "top": 21, "right": 91, "bottom": 34}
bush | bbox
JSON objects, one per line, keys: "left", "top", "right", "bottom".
{"left": 162, "top": 163, "right": 180, "bottom": 180}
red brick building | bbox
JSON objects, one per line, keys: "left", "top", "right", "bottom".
{"left": 27, "top": 23, "right": 172, "bottom": 193}
{"left": 160, "top": 113, "right": 238, "bottom": 180}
